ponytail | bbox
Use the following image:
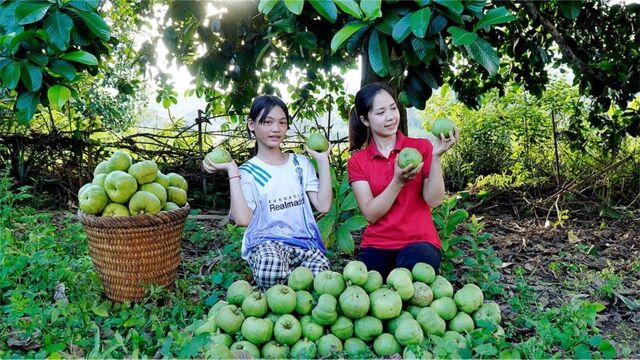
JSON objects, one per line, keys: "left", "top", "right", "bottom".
{"left": 349, "top": 106, "right": 369, "bottom": 151}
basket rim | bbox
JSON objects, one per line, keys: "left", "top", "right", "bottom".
{"left": 77, "top": 203, "right": 190, "bottom": 228}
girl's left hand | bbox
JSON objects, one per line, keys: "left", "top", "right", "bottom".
{"left": 304, "top": 144, "right": 331, "bottom": 164}
{"left": 432, "top": 127, "right": 460, "bottom": 156}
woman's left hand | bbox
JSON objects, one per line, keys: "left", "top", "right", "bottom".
{"left": 304, "top": 144, "right": 331, "bottom": 164}
{"left": 432, "top": 127, "right": 460, "bottom": 156}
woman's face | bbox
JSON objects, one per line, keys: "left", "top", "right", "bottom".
{"left": 249, "top": 105, "right": 288, "bottom": 149}
{"left": 363, "top": 90, "right": 400, "bottom": 137}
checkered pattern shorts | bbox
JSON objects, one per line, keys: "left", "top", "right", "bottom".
{"left": 246, "top": 241, "right": 330, "bottom": 290}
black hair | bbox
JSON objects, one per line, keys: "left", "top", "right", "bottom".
{"left": 247, "top": 95, "right": 290, "bottom": 140}
{"left": 348, "top": 82, "right": 397, "bottom": 151}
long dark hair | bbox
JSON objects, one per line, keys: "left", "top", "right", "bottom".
{"left": 348, "top": 82, "right": 397, "bottom": 151}
{"left": 247, "top": 95, "right": 290, "bottom": 138}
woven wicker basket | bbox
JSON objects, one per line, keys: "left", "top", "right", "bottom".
{"left": 77, "top": 204, "right": 190, "bottom": 302}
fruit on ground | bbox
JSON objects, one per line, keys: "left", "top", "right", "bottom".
{"left": 295, "top": 290, "right": 314, "bottom": 315}
{"left": 274, "top": 314, "right": 302, "bottom": 345}
{"left": 416, "top": 307, "right": 446, "bottom": 336}
{"left": 373, "top": 333, "right": 401, "bottom": 356}
{"left": 338, "top": 285, "right": 370, "bottom": 319}
{"left": 266, "top": 284, "right": 297, "bottom": 314}
{"left": 242, "top": 292, "right": 268, "bottom": 317}
{"left": 363, "top": 270, "right": 383, "bottom": 293}
{"left": 411, "top": 281, "right": 434, "bottom": 306}
{"left": 394, "top": 318, "right": 424, "bottom": 346}
{"left": 448, "top": 312, "right": 475, "bottom": 333}
{"left": 290, "top": 339, "right": 317, "bottom": 359}
{"left": 473, "top": 301, "right": 502, "bottom": 325}
{"left": 398, "top": 148, "right": 422, "bottom": 169}
{"left": 316, "top": 334, "right": 343, "bottom": 358}
{"left": 128, "top": 160, "right": 158, "bottom": 185}
{"left": 306, "top": 132, "right": 329, "bottom": 152}
{"left": 454, "top": 283, "right": 484, "bottom": 313}
{"left": 104, "top": 170, "right": 137, "bottom": 204}
{"left": 215, "top": 305, "right": 245, "bottom": 334}
{"left": 353, "top": 316, "right": 383, "bottom": 341}
{"left": 343, "top": 261, "right": 368, "bottom": 286}
{"left": 230, "top": 341, "right": 260, "bottom": 358}
{"left": 261, "top": 340, "right": 289, "bottom": 359}
{"left": 430, "top": 297, "right": 457, "bottom": 321}
{"left": 314, "top": 271, "right": 346, "bottom": 297}
{"left": 369, "top": 288, "right": 402, "bottom": 319}
{"left": 241, "top": 317, "right": 273, "bottom": 345}
{"left": 79, "top": 185, "right": 108, "bottom": 215}
{"left": 227, "top": 280, "right": 253, "bottom": 306}
{"left": 431, "top": 275, "right": 454, "bottom": 299}
{"left": 412, "top": 262, "right": 436, "bottom": 284}
{"left": 288, "top": 266, "right": 314, "bottom": 291}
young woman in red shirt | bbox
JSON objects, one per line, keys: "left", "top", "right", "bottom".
{"left": 347, "top": 82, "right": 459, "bottom": 278}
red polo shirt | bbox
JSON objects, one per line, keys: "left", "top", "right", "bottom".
{"left": 347, "top": 132, "right": 441, "bottom": 250}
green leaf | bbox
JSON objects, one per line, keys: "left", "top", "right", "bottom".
{"left": 411, "top": 37, "right": 435, "bottom": 63}
{"left": 392, "top": 13, "right": 412, "bottom": 43}
{"left": 376, "top": 12, "right": 400, "bottom": 35}
{"left": 16, "top": 2, "right": 51, "bottom": 25}
{"left": 258, "top": 0, "right": 278, "bottom": 14}
{"left": 1, "top": 61, "right": 20, "bottom": 89}
{"left": 434, "top": 0, "right": 463, "bottom": 14}
{"left": 69, "top": 9, "right": 110, "bottom": 41}
{"left": 360, "top": 0, "right": 381, "bottom": 20}
{"left": 598, "top": 340, "right": 616, "bottom": 359}
{"left": 335, "top": 226, "right": 354, "bottom": 253}
{"left": 20, "top": 62, "right": 42, "bottom": 92}
{"left": 60, "top": 50, "right": 98, "bottom": 65}
{"left": 334, "top": 0, "right": 363, "bottom": 19}
{"left": 284, "top": 0, "right": 304, "bottom": 15}
{"left": 574, "top": 344, "right": 592, "bottom": 360}
{"left": 464, "top": 36, "right": 499, "bottom": 76}
{"left": 475, "top": 6, "right": 517, "bottom": 29}
{"left": 68, "top": 0, "right": 99, "bottom": 12}
{"left": 474, "top": 343, "right": 498, "bottom": 356}
{"left": 309, "top": 0, "right": 338, "bottom": 23}
{"left": 340, "top": 192, "right": 358, "bottom": 212}
{"left": 317, "top": 214, "right": 336, "bottom": 244}
{"left": 26, "top": 53, "right": 48, "bottom": 66}
{"left": 410, "top": 8, "right": 431, "bottom": 38}
{"left": 340, "top": 215, "right": 368, "bottom": 232}
{"left": 331, "top": 21, "right": 367, "bottom": 53}
{"left": 91, "top": 302, "right": 110, "bottom": 317}
{"left": 368, "top": 30, "right": 390, "bottom": 78}
{"left": 255, "top": 42, "right": 271, "bottom": 67}
{"left": 44, "top": 11, "right": 73, "bottom": 50}
{"left": 447, "top": 26, "right": 478, "bottom": 45}
{"left": 9, "top": 31, "right": 40, "bottom": 55}
{"left": 466, "top": 0, "right": 486, "bottom": 13}
{"left": 48, "top": 85, "right": 71, "bottom": 110}
{"left": 444, "top": 209, "right": 468, "bottom": 235}
{"left": 559, "top": 1, "right": 582, "bottom": 20}
{"left": 294, "top": 31, "right": 317, "bottom": 49}
{"left": 49, "top": 59, "right": 76, "bottom": 80}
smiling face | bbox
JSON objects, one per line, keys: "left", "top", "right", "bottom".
{"left": 248, "top": 105, "right": 288, "bottom": 150}
{"left": 362, "top": 90, "right": 400, "bottom": 138}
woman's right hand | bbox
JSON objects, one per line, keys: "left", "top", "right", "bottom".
{"left": 392, "top": 155, "right": 423, "bottom": 186}
{"left": 202, "top": 157, "right": 239, "bottom": 176}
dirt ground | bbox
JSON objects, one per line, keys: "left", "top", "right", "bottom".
{"left": 474, "top": 208, "right": 640, "bottom": 357}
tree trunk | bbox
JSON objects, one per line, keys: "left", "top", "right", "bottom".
{"left": 360, "top": 54, "right": 409, "bottom": 136}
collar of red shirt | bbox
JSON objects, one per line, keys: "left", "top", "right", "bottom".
{"left": 365, "top": 131, "right": 407, "bottom": 159}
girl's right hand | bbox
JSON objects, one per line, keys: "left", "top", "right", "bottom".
{"left": 393, "top": 155, "right": 423, "bottom": 185}
{"left": 202, "top": 157, "right": 238, "bottom": 176}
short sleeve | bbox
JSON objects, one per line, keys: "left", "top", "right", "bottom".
{"left": 238, "top": 167, "right": 258, "bottom": 211}
{"left": 421, "top": 139, "right": 433, "bottom": 179}
{"left": 302, "top": 155, "right": 319, "bottom": 193}
{"left": 348, "top": 153, "right": 368, "bottom": 183}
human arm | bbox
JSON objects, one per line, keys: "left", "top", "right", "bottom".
{"left": 305, "top": 146, "right": 332, "bottom": 213}
{"left": 352, "top": 156, "right": 423, "bottom": 224}
{"left": 202, "top": 158, "right": 253, "bottom": 226}
{"left": 422, "top": 128, "right": 460, "bottom": 207}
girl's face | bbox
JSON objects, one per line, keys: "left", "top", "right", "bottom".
{"left": 363, "top": 90, "right": 399, "bottom": 137}
{"left": 248, "top": 105, "right": 288, "bottom": 149}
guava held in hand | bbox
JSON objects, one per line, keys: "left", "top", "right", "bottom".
{"left": 306, "top": 132, "right": 329, "bottom": 152}
{"left": 206, "top": 147, "right": 232, "bottom": 164}
{"left": 430, "top": 118, "right": 456, "bottom": 139}
{"left": 398, "top": 148, "right": 423, "bottom": 169}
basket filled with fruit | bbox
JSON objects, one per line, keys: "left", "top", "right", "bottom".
{"left": 77, "top": 150, "right": 190, "bottom": 302}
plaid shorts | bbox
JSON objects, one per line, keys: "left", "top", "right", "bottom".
{"left": 246, "top": 241, "right": 330, "bottom": 290}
